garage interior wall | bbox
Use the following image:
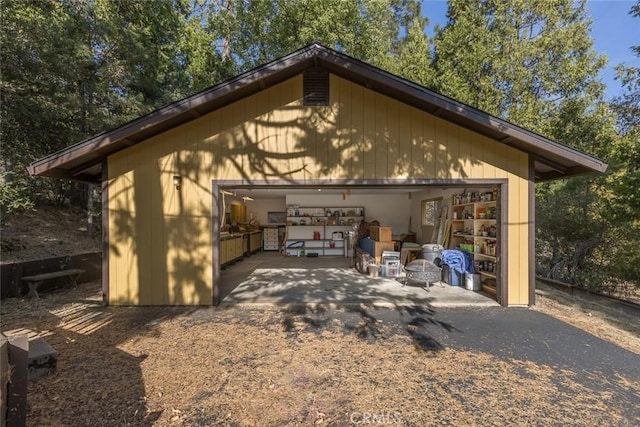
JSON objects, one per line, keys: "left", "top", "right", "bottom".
{"left": 107, "top": 73, "right": 530, "bottom": 306}
{"left": 285, "top": 193, "right": 413, "bottom": 233}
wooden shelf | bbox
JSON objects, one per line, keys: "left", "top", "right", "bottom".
{"left": 480, "top": 271, "right": 496, "bottom": 278}
{"left": 450, "top": 192, "right": 499, "bottom": 301}
{"left": 482, "top": 284, "right": 497, "bottom": 296}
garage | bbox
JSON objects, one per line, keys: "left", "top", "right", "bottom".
{"left": 28, "top": 44, "right": 607, "bottom": 307}
{"left": 214, "top": 184, "right": 504, "bottom": 306}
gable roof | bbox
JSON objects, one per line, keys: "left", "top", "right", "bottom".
{"left": 28, "top": 43, "right": 607, "bottom": 183}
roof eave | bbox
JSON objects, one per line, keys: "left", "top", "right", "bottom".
{"left": 28, "top": 43, "right": 608, "bottom": 183}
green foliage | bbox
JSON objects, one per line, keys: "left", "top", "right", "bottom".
{"left": 0, "top": 171, "right": 35, "bottom": 215}
{"left": 432, "top": 0, "right": 606, "bottom": 133}
{"left": 1, "top": 0, "right": 427, "bottom": 210}
{"left": 430, "top": 0, "right": 637, "bottom": 289}
{"left": 398, "top": 16, "right": 434, "bottom": 86}
{"left": 207, "top": 0, "right": 421, "bottom": 73}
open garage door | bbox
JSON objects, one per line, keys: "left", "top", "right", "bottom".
{"left": 212, "top": 180, "right": 509, "bottom": 307}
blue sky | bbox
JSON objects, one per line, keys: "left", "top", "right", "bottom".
{"left": 421, "top": 0, "right": 639, "bottom": 100}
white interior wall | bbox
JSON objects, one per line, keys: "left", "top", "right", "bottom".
{"left": 236, "top": 197, "right": 287, "bottom": 225}
{"left": 230, "top": 187, "right": 489, "bottom": 241}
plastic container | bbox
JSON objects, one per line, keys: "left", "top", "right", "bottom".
{"left": 368, "top": 264, "right": 380, "bottom": 277}
{"left": 384, "top": 260, "right": 401, "bottom": 277}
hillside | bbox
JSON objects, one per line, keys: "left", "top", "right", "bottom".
{"left": 1, "top": 206, "right": 101, "bottom": 265}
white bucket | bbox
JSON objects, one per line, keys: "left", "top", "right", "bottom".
{"left": 368, "top": 264, "right": 380, "bottom": 277}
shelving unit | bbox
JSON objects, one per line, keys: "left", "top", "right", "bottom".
{"left": 284, "top": 207, "right": 364, "bottom": 256}
{"left": 449, "top": 193, "right": 499, "bottom": 295}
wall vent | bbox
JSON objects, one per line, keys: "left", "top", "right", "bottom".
{"left": 303, "top": 71, "right": 329, "bottom": 106}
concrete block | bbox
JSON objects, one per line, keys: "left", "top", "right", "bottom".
{"left": 27, "top": 336, "right": 58, "bottom": 380}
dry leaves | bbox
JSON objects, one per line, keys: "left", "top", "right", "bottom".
{"left": 1, "top": 281, "right": 638, "bottom": 426}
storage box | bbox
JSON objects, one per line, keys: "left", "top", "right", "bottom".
{"left": 373, "top": 241, "right": 395, "bottom": 263}
{"left": 384, "top": 260, "right": 401, "bottom": 277}
{"left": 357, "top": 238, "right": 395, "bottom": 264}
{"left": 370, "top": 226, "right": 392, "bottom": 242}
{"left": 460, "top": 243, "right": 474, "bottom": 253}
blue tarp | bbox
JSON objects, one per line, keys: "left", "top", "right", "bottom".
{"left": 441, "top": 249, "right": 475, "bottom": 274}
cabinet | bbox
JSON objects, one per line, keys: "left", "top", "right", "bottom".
{"left": 220, "top": 234, "right": 244, "bottom": 266}
{"left": 230, "top": 204, "right": 247, "bottom": 223}
{"left": 449, "top": 198, "right": 499, "bottom": 295}
{"left": 249, "top": 230, "right": 262, "bottom": 253}
{"left": 263, "top": 227, "right": 279, "bottom": 251}
{"left": 284, "top": 207, "right": 364, "bottom": 256}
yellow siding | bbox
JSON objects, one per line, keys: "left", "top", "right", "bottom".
{"left": 108, "top": 74, "right": 531, "bottom": 306}
{"left": 362, "top": 87, "right": 376, "bottom": 178}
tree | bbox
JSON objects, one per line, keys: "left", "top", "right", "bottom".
{"left": 1, "top": 0, "right": 429, "bottom": 216}
{"left": 206, "top": 0, "right": 421, "bottom": 74}
{"left": 0, "top": 0, "right": 221, "bottom": 210}
{"left": 431, "top": 0, "right": 639, "bottom": 290}
{"left": 398, "top": 16, "right": 434, "bottom": 87}
{"left": 613, "top": 1, "right": 640, "bottom": 132}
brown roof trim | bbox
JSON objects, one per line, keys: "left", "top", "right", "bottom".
{"left": 28, "top": 43, "right": 607, "bottom": 183}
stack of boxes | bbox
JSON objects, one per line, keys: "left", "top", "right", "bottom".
{"left": 369, "top": 226, "right": 395, "bottom": 263}
{"left": 369, "top": 226, "right": 399, "bottom": 276}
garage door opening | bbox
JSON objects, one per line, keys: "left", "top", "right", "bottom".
{"left": 212, "top": 181, "right": 506, "bottom": 306}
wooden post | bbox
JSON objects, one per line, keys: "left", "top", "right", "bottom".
{"left": 87, "top": 184, "right": 94, "bottom": 237}
{"left": 1, "top": 334, "right": 7, "bottom": 426}
{"left": 6, "top": 334, "right": 28, "bottom": 427}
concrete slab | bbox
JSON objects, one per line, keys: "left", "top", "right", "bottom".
{"left": 220, "top": 252, "right": 498, "bottom": 307}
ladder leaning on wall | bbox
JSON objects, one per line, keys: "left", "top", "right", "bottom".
{"left": 431, "top": 205, "right": 449, "bottom": 247}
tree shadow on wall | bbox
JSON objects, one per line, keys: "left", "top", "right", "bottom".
{"left": 108, "top": 85, "right": 481, "bottom": 306}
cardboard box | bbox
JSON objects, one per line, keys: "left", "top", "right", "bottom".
{"left": 370, "top": 226, "right": 392, "bottom": 242}
{"left": 372, "top": 241, "right": 395, "bottom": 263}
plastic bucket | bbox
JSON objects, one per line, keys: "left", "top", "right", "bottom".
{"left": 368, "top": 264, "right": 379, "bottom": 277}
{"left": 465, "top": 273, "right": 481, "bottom": 291}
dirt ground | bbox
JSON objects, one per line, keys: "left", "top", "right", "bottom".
{"left": 1, "top": 205, "right": 101, "bottom": 264}
{"left": 1, "top": 279, "right": 638, "bottom": 427}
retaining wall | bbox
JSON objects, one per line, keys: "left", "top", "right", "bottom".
{"left": 1, "top": 252, "right": 102, "bottom": 299}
